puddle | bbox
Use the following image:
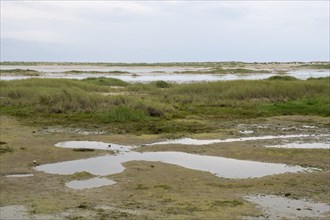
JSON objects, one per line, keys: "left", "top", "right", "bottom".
{"left": 265, "top": 142, "right": 330, "bottom": 149}
{"left": 66, "top": 177, "right": 116, "bottom": 189}
{"left": 34, "top": 139, "right": 321, "bottom": 189}
{"left": 35, "top": 150, "right": 311, "bottom": 179}
{"left": 239, "top": 130, "right": 255, "bottom": 134}
{"left": 302, "top": 125, "right": 317, "bottom": 129}
{"left": 55, "top": 141, "right": 133, "bottom": 153}
{"left": 245, "top": 195, "right": 330, "bottom": 219}
{"left": 147, "top": 134, "right": 330, "bottom": 146}
{"left": 6, "top": 174, "right": 34, "bottom": 178}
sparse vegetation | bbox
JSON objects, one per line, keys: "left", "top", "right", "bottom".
{"left": 0, "top": 145, "right": 13, "bottom": 154}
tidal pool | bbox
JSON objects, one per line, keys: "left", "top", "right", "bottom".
{"left": 35, "top": 150, "right": 311, "bottom": 179}
{"left": 245, "top": 195, "right": 330, "bottom": 219}
{"left": 55, "top": 141, "right": 133, "bottom": 152}
{"left": 265, "top": 142, "right": 330, "bottom": 149}
{"left": 147, "top": 134, "right": 329, "bottom": 146}
{"left": 65, "top": 177, "right": 116, "bottom": 189}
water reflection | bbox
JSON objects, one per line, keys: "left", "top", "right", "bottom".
{"left": 35, "top": 150, "right": 310, "bottom": 179}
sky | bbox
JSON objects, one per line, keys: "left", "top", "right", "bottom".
{"left": 0, "top": 0, "right": 329, "bottom": 62}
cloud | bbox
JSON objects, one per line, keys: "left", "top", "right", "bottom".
{"left": 2, "top": 30, "right": 66, "bottom": 44}
{"left": 0, "top": 1, "right": 329, "bottom": 62}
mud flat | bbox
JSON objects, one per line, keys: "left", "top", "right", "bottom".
{"left": 66, "top": 177, "right": 116, "bottom": 189}
{"left": 245, "top": 195, "right": 330, "bottom": 219}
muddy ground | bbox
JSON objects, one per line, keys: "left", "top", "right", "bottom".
{"left": 0, "top": 115, "right": 329, "bottom": 219}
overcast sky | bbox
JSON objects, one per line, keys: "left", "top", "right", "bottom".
{"left": 1, "top": 1, "right": 329, "bottom": 62}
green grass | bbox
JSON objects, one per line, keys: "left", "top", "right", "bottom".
{"left": 82, "top": 77, "right": 129, "bottom": 87}
{"left": 261, "top": 97, "right": 330, "bottom": 116}
{"left": 100, "top": 106, "right": 148, "bottom": 122}
{"left": 1, "top": 77, "right": 329, "bottom": 133}
{"left": 267, "top": 75, "right": 298, "bottom": 81}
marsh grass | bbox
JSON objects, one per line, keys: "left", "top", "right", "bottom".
{"left": 209, "top": 67, "right": 271, "bottom": 74}
{"left": 298, "top": 63, "right": 330, "bottom": 69}
{"left": 100, "top": 106, "right": 148, "bottom": 122}
{"left": 1, "top": 77, "right": 329, "bottom": 133}
{"left": 69, "top": 171, "right": 94, "bottom": 180}
{"left": 82, "top": 77, "right": 129, "bottom": 87}
{"left": 267, "top": 75, "right": 298, "bottom": 81}
{"left": 0, "top": 69, "right": 40, "bottom": 76}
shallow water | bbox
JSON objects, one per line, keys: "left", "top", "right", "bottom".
{"left": 147, "top": 134, "right": 330, "bottom": 146}
{"left": 245, "top": 195, "right": 330, "bottom": 219}
{"left": 65, "top": 177, "right": 116, "bottom": 189}
{"left": 55, "top": 141, "right": 133, "bottom": 152}
{"left": 287, "top": 69, "right": 330, "bottom": 80}
{"left": 1, "top": 69, "right": 328, "bottom": 83}
{"left": 0, "top": 72, "right": 270, "bottom": 83}
{"left": 35, "top": 150, "right": 310, "bottom": 179}
{"left": 265, "top": 142, "right": 330, "bottom": 149}
{"left": 5, "top": 174, "right": 34, "bottom": 178}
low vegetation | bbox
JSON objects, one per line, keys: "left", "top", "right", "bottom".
{"left": 0, "top": 145, "right": 13, "bottom": 154}
{"left": 298, "top": 63, "right": 330, "bottom": 69}
{"left": 0, "top": 77, "right": 329, "bottom": 134}
{"left": 0, "top": 69, "right": 40, "bottom": 76}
